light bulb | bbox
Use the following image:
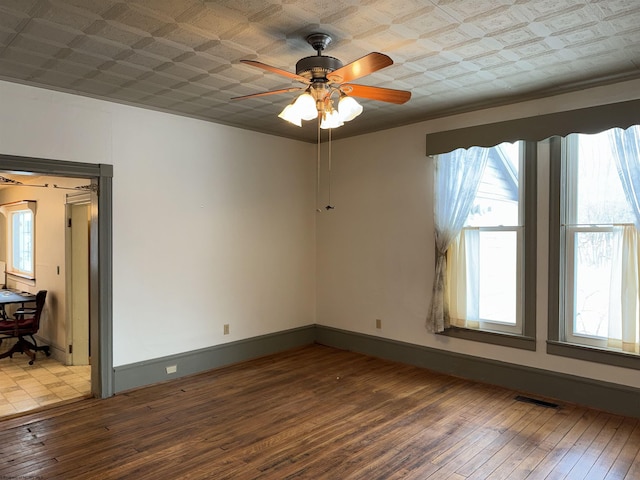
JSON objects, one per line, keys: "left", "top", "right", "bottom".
{"left": 278, "top": 104, "right": 302, "bottom": 127}
{"left": 338, "top": 95, "right": 363, "bottom": 122}
{"left": 320, "top": 109, "right": 344, "bottom": 129}
{"left": 293, "top": 93, "right": 318, "bottom": 121}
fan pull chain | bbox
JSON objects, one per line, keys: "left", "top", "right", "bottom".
{"left": 316, "top": 116, "right": 322, "bottom": 212}
{"left": 326, "top": 127, "right": 334, "bottom": 210}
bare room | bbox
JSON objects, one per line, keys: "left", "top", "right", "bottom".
{"left": 0, "top": 1, "right": 639, "bottom": 478}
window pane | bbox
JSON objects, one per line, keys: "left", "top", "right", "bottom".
{"left": 466, "top": 142, "right": 520, "bottom": 227}
{"left": 478, "top": 230, "right": 517, "bottom": 324}
{"left": 12, "top": 210, "right": 33, "bottom": 273}
{"left": 572, "top": 132, "right": 635, "bottom": 225}
{"left": 571, "top": 230, "right": 614, "bottom": 338}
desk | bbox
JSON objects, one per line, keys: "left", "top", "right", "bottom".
{"left": 0, "top": 289, "right": 39, "bottom": 363}
{"left": 0, "top": 289, "right": 35, "bottom": 319}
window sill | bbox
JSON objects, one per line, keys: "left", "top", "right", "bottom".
{"left": 6, "top": 272, "right": 36, "bottom": 286}
{"left": 547, "top": 340, "right": 640, "bottom": 370}
{"left": 439, "top": 326, "right": 536, "bottom": 351}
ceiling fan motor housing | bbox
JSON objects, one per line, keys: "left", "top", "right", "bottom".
{"left": 296, "top": 55, "right": 343, "bottom": 81}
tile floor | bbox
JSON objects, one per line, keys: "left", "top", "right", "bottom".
{"left": 0, "top": 338, "right": 91, "bottom": 418}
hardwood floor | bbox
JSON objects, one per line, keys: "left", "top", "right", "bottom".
{"left": 0, "top": 344, "right": 638, "bottom": 479}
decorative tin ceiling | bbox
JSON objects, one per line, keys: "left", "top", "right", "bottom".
{"left": 1, "top": 0, "right": 639, "bottom": 142}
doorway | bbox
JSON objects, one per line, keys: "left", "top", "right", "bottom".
{"left": 0, "top": 154, "right": 113, "bottom": 399}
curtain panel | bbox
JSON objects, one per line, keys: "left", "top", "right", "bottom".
{"left": 426, "top": 147, "right": 489, "bottom": 333}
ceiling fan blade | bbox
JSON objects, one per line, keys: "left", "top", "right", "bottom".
{"left": 240, "top": 60, "right": 309, "bottom": 83}
{"left": 231, "top": 87, "right": 304, "bottom": 101}
{"left": 327, "top": 52, "right": 393, "bottom": 84}
{"left": 341, "top": 84, "right": 411, "bottom": 104}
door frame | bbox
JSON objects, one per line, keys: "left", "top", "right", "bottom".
{"left": 0, "top": 154, "right": 113, "bottom": 398}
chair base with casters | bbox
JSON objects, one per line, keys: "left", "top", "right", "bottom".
{"left": 0, "top": 290, "right": 50, "bottom": 365}
{"left": 0, "top": 334, "right": 51, "bottom": 365}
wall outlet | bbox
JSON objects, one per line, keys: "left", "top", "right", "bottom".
{"left": 223, "top": 324, "right": 230, "bottom": 335}
{"left": 166, "top": 365, "right": 177, "bottom": 374}
{"left": 376, "top": 319, "right": 382, "bottom": 329}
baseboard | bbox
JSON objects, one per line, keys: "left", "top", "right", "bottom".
{"left": 33, "top": 335, "right": 65, "bottom": 363}
{"left": 112, "top": 324, "right": 640, "bottom": 418}
{"left": 314, "top": 325, "right": 640, "bottom": 419}
{"left": 113, "top": 325, "right": 316, "bottom": 393}
{"left": 45, "top": 343, "right": 65, "bottom": 364}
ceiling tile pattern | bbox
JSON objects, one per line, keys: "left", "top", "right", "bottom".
{"left": 0, "top": 0, "right": 639, "bottom": 142}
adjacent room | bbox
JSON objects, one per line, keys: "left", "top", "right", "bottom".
{"left": 0, "top": 174, "right": 93, "bottom": 416}
{"left": 0, "top": 1, "right": 639, "bottom": 478}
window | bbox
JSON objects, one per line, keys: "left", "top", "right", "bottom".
{"left": 426, "top": 100, "right": 640, "bottom": 362}
{"left": 11, "top": 209, "right": 34, "bottom": 275}
{"left": 438, "top": 141, "right": 536, "bottom": 349}
{"left": 2, "top": 201, "right": 36, "bottom": 279}
{"left": 557, "top": 128, "right": 639, "bottom": 355}
{"left": 450, "top": 141, "right": 524, "bottom": 334}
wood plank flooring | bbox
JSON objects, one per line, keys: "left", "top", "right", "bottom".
{"left": 0, "top": 344, "right": 638, "bottom": 479}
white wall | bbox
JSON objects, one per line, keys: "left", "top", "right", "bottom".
{"left": 0, "top": 80, "right": 317, "bottom": 367}
{"left": 317, "top": 79, "right": 640, "bottom": 390}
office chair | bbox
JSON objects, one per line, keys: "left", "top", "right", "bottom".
{"left": 0, "top": 290, "right": 50, "bottom": 365}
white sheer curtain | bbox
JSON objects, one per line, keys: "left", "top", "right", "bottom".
{"left": 426, "top": 147, "right": 489, "bottom": 333}
{"left": 608, "top": 226, "right": 639, "bottom": 353}
{"left": 447, "top": 229, "right": 479, "bottom": 328}
{"left": 607, "top": 126, "right": 640, "bottom": 353}
{"left": 447, "top": 232, "right": 466, "bottom": 327}
{"left": 610, "top": 126, "right": 640, "bottom": 227}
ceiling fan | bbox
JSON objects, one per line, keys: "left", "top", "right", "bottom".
{"left": 232, "top": 33, "right": 411, "bottom": 129}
